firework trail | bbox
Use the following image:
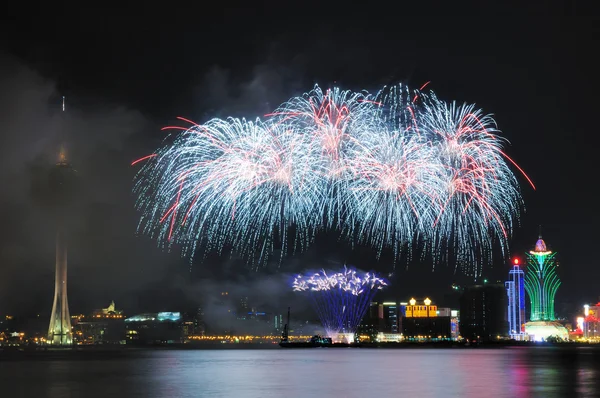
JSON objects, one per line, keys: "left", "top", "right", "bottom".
{"left": 292, "top": 266, "right": 388, "bottom": 338}
{"left": 418, "top": 93, "right": 524, "bottom": 275}
{"left": 343, "top": 128, "right": 444, "bottom": 261}
{"left": 266, "top": 86, "right": 383, "bottom": 229}
{"left": 133, "top": 84, "right": 533, "bottom": 276}
{"left": 134, "top": 117, "right": 324, "bottom": 264}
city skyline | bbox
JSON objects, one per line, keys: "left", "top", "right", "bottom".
{"left": 0, "top": 15, "right": 598, "bottom": 319}
{"left": 1, "top": 7, "right": 599, "bottom": 398}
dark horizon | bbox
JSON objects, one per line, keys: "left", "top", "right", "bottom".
{"left": 1, "top": 11, "right": 599, "bottom": 322}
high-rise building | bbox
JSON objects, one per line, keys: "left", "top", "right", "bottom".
{"left": 450, "top": 310, "right": 459, "bottom": 340}
{"left": 405, "top": 297, "right": 437, "bottom": 318}
{"left": 363, "top": 301, "right": 400, "bottom": 333}
{"left": 583, "top": 303, "right": 600, "bottom": 340}
{"left": 47, "top": 103, "right": 77, "bottom": 346}
{"left": 524, "top": 234, "right": 560, "bottom": 321}
{"left": 382, "top": 302, "right": 399, "bottom": 333}
{"left": 402, "top": 298, "right": 452, "bottom": 340}
{"left": 459, "top": 283, "right": 507, "bottom": 342}
{"left": 522, "top": 232, "right": 569, "bottom": 341}
{"left": 356, "top": 301, "right": 402, "bottom": 341}
{"left": 239, "top": 296, "right": 249, "bottom": 313}
{"left": 505, "top": 258, "right": 526, "bottom": 339}
{"left": 356, "top": 303, "right": 380, "bottom": 340}
{"left": 274, "top": 314, "right": 284, "bottom": 333}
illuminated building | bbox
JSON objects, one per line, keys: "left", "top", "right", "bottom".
{"left": 274, "top": 314, "right": 284, "bottom": 333}
{"left": 73, "top": 301, "right": 126, "bottom": 345}
{"left": 459, "top": 282, "right": 507, "bottom": 341}
{"left": 181, "top": 312, "right": 200, "bottom": 337}
{"left": 568, "top": 316, "right": 585, "bottom": 340}
{"left": 356, "top": 303, "right": 380, "bottom": 340}
{"left": 524, "top": 234, "right": 560, "bottom": 321}
{"left": 583, "top": 303, "right": 600, "bottom": 340}
{"left": 522, "top": 234, "right": 569, "bottom": 341}
{"left": 450, "top": 310, "right": 459, "bottom": 340}
{"left": 524, "top": 321, "right": 569, "bottom": 341}
{"left": 125, "top": 312, "right": 182, "bottom": 345}
{"left": 92, "top": 301, "right": 124, "bottom": 318}
{"left": 436, "top": 308, "right": 452, "bottom": 317}
{"left": 405, "top": 298, "right": 437, "bottom": 318}
{"left": 1, "top": 331, "right": 26, "bottom": 346}
{"left": 48, "top": 119, "right": 77, "bottom": 346}
{"left": 505, "top": 257, "right": 526, "bottom": 339}
{"left": 182, "top": 320, "right": 195, "bottom": 337}
{"left": 382, "top": 302, "right": 399, "bottom": 333}
{"left": 362, "top": 301, "right": 400, "bottom": 333}
{"left": 402, "top": 298, "right": 452, "bottom": 341}
{"left": 195, "top": 307, "right": 206, "bottom": 335}
{"left": 356, "top": 301, "right": 403, "bottom": 341}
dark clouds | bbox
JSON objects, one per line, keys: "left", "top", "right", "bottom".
{"left": 192, "top": 51, "right": 308, "bottom": 121}
{"left": 183, "top": 272, "right": 316, "bottom": 335}
{"left": 196, "top": 64, "right": 283, "bottom": 118}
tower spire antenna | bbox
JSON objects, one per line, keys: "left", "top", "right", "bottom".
{"left": 538, "top": 225, "right": 542, "bottom": 239}
{"left": 58, "top": 96, "right": 68, "bottom": 165}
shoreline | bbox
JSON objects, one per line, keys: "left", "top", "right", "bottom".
{"left": 1, "top": 341, "right": 598, "bottom": 360}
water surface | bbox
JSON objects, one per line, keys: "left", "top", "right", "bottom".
{"left": 1, "top": 347, "right": 599, "bottom": 397}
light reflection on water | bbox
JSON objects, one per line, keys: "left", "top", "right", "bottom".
{"left": 1, "top": 347, "right": 599, "bottom": 397}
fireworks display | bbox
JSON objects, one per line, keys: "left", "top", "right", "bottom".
{"left": 133, "top": 84, "right": 533, "bottom": 275}
{"left": 292, "top": 267, "right": 388, "bottom": 338}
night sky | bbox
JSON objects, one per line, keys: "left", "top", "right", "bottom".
{"left": 0, "top": 8, "right": 598, "bottom": 320}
